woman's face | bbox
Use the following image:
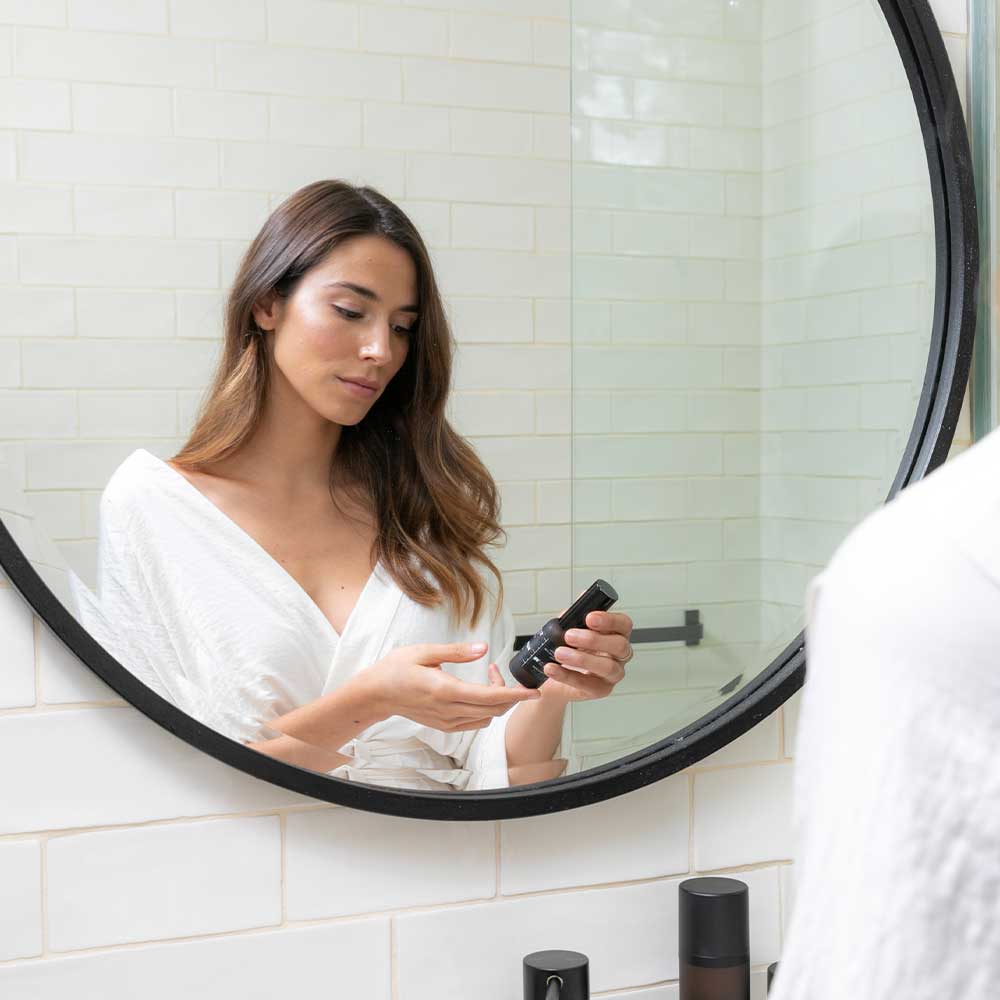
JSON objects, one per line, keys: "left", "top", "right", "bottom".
{"left": 253, "top": 234, "right": 418, "bottom": 424}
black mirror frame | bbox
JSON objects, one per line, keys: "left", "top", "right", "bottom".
{"left": 0, "top": 0, "right": 978, "bottom": 821}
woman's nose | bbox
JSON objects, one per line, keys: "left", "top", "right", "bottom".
{"left": 359, "top": 322, "right": 395, "bottom": 359}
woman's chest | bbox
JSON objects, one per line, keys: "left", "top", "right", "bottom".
{"left": 255, "top": 513, "right": 380, "bottom": 638}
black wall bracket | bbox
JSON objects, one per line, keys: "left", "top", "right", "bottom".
{"left": 515, "top": 609, "right": 703, "bottom": 651}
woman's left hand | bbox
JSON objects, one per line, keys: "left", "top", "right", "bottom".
{"left": 540, "top": 608, "right": 634, "bottom": 702}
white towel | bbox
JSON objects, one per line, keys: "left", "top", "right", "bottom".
{"left": 770, "top": 426, "right": 1000, "bottom": 999}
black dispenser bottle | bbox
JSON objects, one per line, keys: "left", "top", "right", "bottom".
{"left": 523, "top": 950, "right": 589, "bottom": 1000}
{"left": 678, "top": 877, "right": 750, "bottom": 1000}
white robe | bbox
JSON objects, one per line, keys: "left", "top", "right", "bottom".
{"left": 770, "top": 425, "right": 1000, "bottom": 999}
{"left": 70, "top": 448, "right": 520, "bottom": 792}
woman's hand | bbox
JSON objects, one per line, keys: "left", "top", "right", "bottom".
{"left": 361, "top": 641, "right": 541, "bottom": 732}
{"left": 540, "top": 605, "right": 634, "bottom": 703}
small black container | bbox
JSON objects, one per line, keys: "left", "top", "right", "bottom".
{"left": 678, "top": 877, "right": 750, "bottom": 1000}
{"left": 523, "top": 949, "right": 589, "bottom": 1000}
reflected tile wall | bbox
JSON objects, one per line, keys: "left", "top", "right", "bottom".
{"left": 569, "top": 0, "right": 768, "bottom": 753}
{"left": 759, "top": 0, "right": 938, "bottom": 652}
{"left": 565, "top": 0, "right": 968, "bottom": 766}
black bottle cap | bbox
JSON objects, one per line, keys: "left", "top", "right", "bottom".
{"left": 523, "top": 950, "right": 589, "bottom": 1000}
{"left": 679, "top": 877, "right": 749, "bottom": 968}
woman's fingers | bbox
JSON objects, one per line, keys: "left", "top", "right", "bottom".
{"left": 543, "top": 662, "right": 613, "bottom": 698}
{"left": 447, "top": 674, "right": 540, "bottom": 706}
{"left": 552, "top": 646, "right": 625, "bottom": 683}
{"left": 554, "top": 614, "right": 632, "bottom": 681}
{"left": 415, "top": 641, "right": 496, "bottom": 665}
{"left": 561, "top": 624, "right": 631, "bottom": 662}
{"left": 435, "top": 663, "right": 541, "bottom": 733}
{"left": 580, "top": 609, "right": 633, "bottom": 640}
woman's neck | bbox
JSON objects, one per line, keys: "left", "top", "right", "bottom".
{"left": 218, "top": 371, "right": 342, "bottom": 497}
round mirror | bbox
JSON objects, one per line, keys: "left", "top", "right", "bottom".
{"left": 0, "top": 0, "right": 976, "bottom": 819}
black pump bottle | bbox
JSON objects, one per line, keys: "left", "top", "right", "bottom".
{"left": 523, "top": 950, "right": 589, "bottom": 1000}
{"left": 678, "top": 877, "right": 750, "bottom": 1000}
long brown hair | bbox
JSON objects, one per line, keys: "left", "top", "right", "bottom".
{"left": 170, "top": 179, "right": 507, "bottom": 632}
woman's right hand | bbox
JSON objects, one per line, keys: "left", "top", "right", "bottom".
{"left": 359, "top": 641, "right": 542, "bottom": 732}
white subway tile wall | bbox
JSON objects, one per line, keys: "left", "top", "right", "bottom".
{"left": 0, "top": 840, "right": 43, "bottom": 961}
{"left": 284, "top": 809, "right": 498, "bottom": 919}
{"left": 46, "top": 816, "right": 283, "bottom": 950}
{"left": 0, "top": 0, "right": 971, "bottom": 995}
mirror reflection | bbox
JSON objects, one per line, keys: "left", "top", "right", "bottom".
{"left": 1, "top": 0, "right": 938, "bottom": 790}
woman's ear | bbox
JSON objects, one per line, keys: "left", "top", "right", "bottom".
{"left": 251, "top": 291, "right": 281, "bottom": 333}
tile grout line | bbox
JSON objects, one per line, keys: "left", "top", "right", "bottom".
{"left": 0, "top": 860, "right": 795, "bottom": 968}
{"left": 390, "top": 917, "right": 398, "bottom": 1000}
{"left": 279, "top": 813, "right": 288, "bottom": 927}
{"left": 0, "top": 803, "right": 335, "bottom": 842}
{"left": 687, "top": 772, "right": 695, "bottom": 872}
{"left": 777, "top": 859, "right": 786, "bottom": 951}
{"left": 39, "top": 834, "right": 49, "bottom": 959}
{"left": 494, "top": 819, "right": 501, "bottom": 898}
{"left": 0, "top": 701, "right": 130, "bottom": 717}
{"left": 32, "top": 615, "right": 41, "bottom": 708}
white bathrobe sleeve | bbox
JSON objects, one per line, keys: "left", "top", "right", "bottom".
{"left": 74, "top": 488, "right": 276, "bottom": 745}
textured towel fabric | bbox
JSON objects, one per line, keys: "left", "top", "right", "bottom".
{"left": 770, "top": 425, "right": 1000, "bottom": 999}
{"left": 69, "top": 448, "right": 521, "bottom": 791}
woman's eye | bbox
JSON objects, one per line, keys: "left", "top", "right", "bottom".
{"left": 335, "top": 306, "right": 412, "bottom": 336}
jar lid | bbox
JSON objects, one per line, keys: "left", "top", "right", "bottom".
{"left": 679, "top": 877, "right": 749, "bottom": 966}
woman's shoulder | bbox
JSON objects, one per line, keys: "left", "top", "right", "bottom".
{"left": 100, "top": 448, "right": 170, "bottom": 516}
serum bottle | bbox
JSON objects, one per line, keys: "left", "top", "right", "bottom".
{"left": 678, "top": 877, "right": 750, "bottom": 1000}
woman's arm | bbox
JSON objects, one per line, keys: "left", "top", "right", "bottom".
{"left": 245, "top": 672, "right": 386, "bottom": 772}
{"left": 246, "top": 732, "right": 354, "bottom": 772}
{"left": 504, "top": 688, "right": 571, "bottom": 785}
{"left": 249, "top": 671, "right": 566, "bottom": 781}
{"left": 502, "top": 606, "right": 633, "bottom": 785}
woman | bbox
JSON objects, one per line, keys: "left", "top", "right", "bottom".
{"left": 82, "top": 179, "right": 634, "bottom": 792}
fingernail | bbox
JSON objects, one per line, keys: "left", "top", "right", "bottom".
{"left": 470, "top": 642, "right": 487, "bottom": 651}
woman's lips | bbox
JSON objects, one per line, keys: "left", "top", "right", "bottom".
{"left": 337, "top": 376, "right": 377, "bottom": 398}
